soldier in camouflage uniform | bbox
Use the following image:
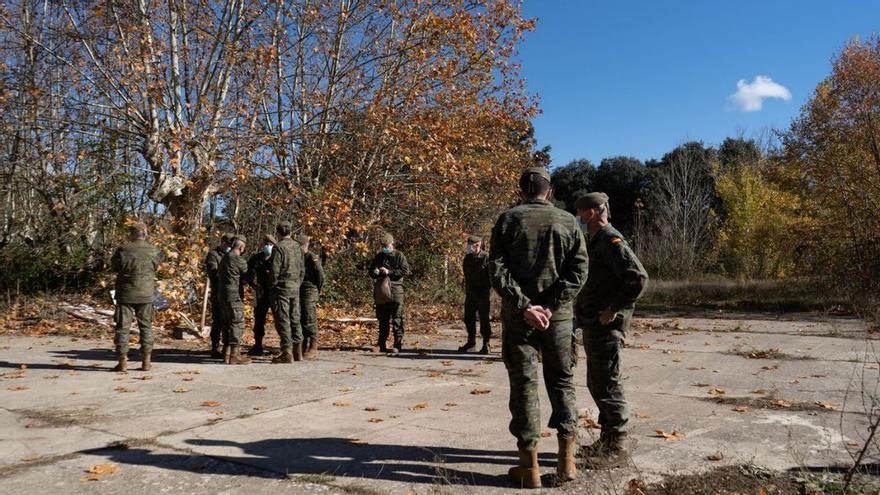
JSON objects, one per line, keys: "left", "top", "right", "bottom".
{"left": 270, "top": 221, "right": 305, "bottom": 363}
{"left": 489, "top": 168, "right": 589, "bottom": 487}
{"left": 574, "top": 192, "right": 648, "bottom": 469}
{"left": 459, "top": 235, "right": 492, "bottom": 354}
{"left": 369, "top": 233, "right": 410, "bottom": 353}
{"left": 219, "top": 236, "right": 252, "bottom": 365}
{"left": 110, "top": 222, "right": 163, "bottom": 372}
{"left": 298, "top": 235, "right": 325, "bottom": 360}
{"left": 246, "top": 235, "right": 276, "bottom": 356}
{"left": 205, "top": 234, "right": 231, "bottom": 358}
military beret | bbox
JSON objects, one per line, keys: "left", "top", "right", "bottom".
{"left": 276, "top": 220, "right": 292, "bottom": 230}
{"left": 295, "top": 234, "right": 310, "bottom": 245}
{"left": 467, "top": 235, "right": 482, "bottom": 243}
{"left": 380, "top": 233, "right": 394, "bottom": 245}
{"left": 574, "top": 192, "right": 610, "bottom": 211}
{"left": 263, "top": 234, "right": 277, "bottom": 245}
{"left": 520, "top": 166, "right": 551, "bottom": 183}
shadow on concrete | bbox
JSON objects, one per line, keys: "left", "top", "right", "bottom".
{"left": 88, "top": 437, "right": 557, "bottom": 488}
{"left": 381, "top": 348, "right": 503, "bottom": 363}
{"left": 47, "top": 348, "right": 224, "bottom": 365}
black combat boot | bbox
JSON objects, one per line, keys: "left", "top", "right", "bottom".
{"left": 392, "top": 336, "right": 403, "bottom": 353}
{"left": 479, "top": 338, "right": 491, "bottom": 354}
{"left": 458, "top": 339, "right": 477, "bottom": 352}
{"left": 210, "top": 340, "right": 223, "bottom": 359}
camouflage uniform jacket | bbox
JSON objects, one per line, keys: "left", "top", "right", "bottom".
{"left": 269, "top": 238, "right": 304, "bottom": 297}
{"left": 219, "top": 252, "right": 249, "bottom": 303}
{"left": 488, "top": 198, "right": 588, "bottom": 321}
{"left": 302, "top": 252, "right": 325, "bottom": 291}
{"left": 111, "top": 240, "right": 163, "bottom": 304}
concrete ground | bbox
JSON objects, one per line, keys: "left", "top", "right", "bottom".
{"left": 0, "top": 311, "right": 877, "bottom": 494}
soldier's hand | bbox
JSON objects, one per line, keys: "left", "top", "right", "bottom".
{"left": 599, "top": 308, "right": 618, "bottom": 326}
{"left": 379, "top": 267, "right": 390, "bottom": 275}
{"left": 524, "top": 305, "right": 550, "bottom": 331}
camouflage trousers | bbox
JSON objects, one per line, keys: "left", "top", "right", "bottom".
{"left": 502, "top": 311, "right": 577, "bottom": 450}
{"left": 209, "top": 292, "right": 226, "bottom": 347}
{"left": 300, "top": 285, "right": 320, "bottom": 339}
{"left": 584, "top": 327, "right": 629, "bottom": 433}
{"left": 376, "top": 301, "right": 404, "bottom": 347}
{"left": 223, "top": 300, "right": 245, "bottom": 346}
{"left": 463, "top": 295, "right": 491, "bottom": 341}
{"left": 114, "top": 302, "right": 154, "bottom": 354}
{"left": 273, "top": 290, "right": 302, "bottom": 348}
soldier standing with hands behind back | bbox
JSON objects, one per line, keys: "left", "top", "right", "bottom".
{"left": 298, "top": 235, "right": 325, "bottom": 359}
{"left": 269, "top": 221, "right": 305, "bottom": 363}
{"left": 459, "top": 235, "right": 492, "bottom": 354}
{"left": 110, "top": 222, "right": 163, "bottom": 372}
{"left": 573, "top": 193, "right": 648, "bottom": 469}
{"left": 246, "top": 235, "right": 276, "bottom": 356}
{"left": 489, "top": 168, "right": 589, "bottom": 488}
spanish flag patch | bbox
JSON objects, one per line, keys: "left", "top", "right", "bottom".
{"left": 611, "top": 237, "right": 622, "bottom": 244}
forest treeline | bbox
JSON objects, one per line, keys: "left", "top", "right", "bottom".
{"left": 0, "top": 2, "right": 878, "bottom": 314}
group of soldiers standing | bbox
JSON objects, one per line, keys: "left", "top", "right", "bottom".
{"left": 204, "top": 221, "right": 325, "bottom": 365}
{"left": 109, "top": 166, "right": 647, "bottom": 489}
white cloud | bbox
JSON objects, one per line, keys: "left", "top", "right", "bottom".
{"left": 729, "top": 75, "right": 791, "bottom": 112}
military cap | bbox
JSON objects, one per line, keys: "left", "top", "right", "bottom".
{"left": 520, "top": 166, "right": 551, "bottom": 183}
{"left": 574, "top": 192, "right": 610, "bottom": 211}
{"left": 295, "top": 234, "right": 310, "bottom": 245}
{"left": 129, "top": 221, "right": 147, "bottom": 233}
{"left": 380, "top": 233, "right": 394, "bottom": 245}
{"left": 276, "top": 220, "right": 292, "bottom": 230}
{"left": 263, "top": 234, "right": 277, "bottom": 245}
{"left": 232, "top": 234, "right": 247, "bottom": 245}
{"left": 467, "top": 235, "right": 482, "bottom": 243}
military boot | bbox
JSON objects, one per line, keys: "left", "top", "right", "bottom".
{"left": 223, "top": 345, "right": 232, "bottom": 364}
{"left": 557, "top": 435, "right": 577, "bottom": 482}
{"left": 583, "top": 432, "right": 629, "bottom": 469}
{"left": 458, "top": 339, "right": 476, "bottom": 352}
{"left": 141, "top": 349, "right": 152, "bottom": 371}
{"left": 210, "top": 341, "right": 223, "bottom": 359}
{"left": 227, "top": 345, "right": 251, "bottom": 365}
{"left": 577, "top": 430, "right": 609, "bottom": 458}
{"left": 272, "top": 347, "right": 293, "bottom": 364}
{"left": 247, "top": 338, "right": 264, "bottom": 356}
{"left": 113, "top": 353, "right": 128, "bottom": 372}
{"left": 292, "top": 343, "right": 304, "bottom": 361}
{"left": 392, "top": 336, "right": 403, "bottom": 353}
{"left": 304, "top": 337, "right": 318, "bottom": 360}
{"left": 508, "top": 448, "right": 541, "bottom": 489}
{"left": 479, "top": 338, "right": 491, "bottom": 355}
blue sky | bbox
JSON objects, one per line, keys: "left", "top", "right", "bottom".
{"left": 519, "top": 1, "right": 880, "bottom": 167}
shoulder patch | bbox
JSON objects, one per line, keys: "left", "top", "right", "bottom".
{"left": 611, "top": 237, "right": 622, "bottom": 244}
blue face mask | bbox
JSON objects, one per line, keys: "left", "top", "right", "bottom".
{"left": 224, "top": 246, "right": 231, "bottom": 253}
{"left": 577, "top": 218, "right": 588, "bottom": 232}
{"left": 382, "top": 247, "right": 393, "bottom": 255}
{"left": 466, "top": 243, "right": 474, "bottom": 254}
{"left": 262, "top": 244, "right": 273, "bottom": 256}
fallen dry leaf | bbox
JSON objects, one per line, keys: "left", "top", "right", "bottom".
{"left": 7, "top": 385, "right": 29, "bottom": 391}
{"left": 470, "top": 388, "right": 491, "bottom": 395}
{"left": 132, "top": 376, "right": 153, "bottom": 381}
{"left": 364, "top": 407, "right": 379, "bottom": 412}
{"left": 815, "top": 401, "right": 840, "bottom": 411}
{"left": 338, "top": 387, "right": 353, "bottom": 393}
{"left": 114, "top": 386, "right": 137, "bottom": 393}
{"left": 440, "top": 360, "right": 454, "bottom": 366}
{"left": 348, "top": 438, "right": 368, "bottom": 445}
{"left": 632, "top": 412, "right": 651, "bottom": 419}
{"left": 733, "top": 406, "right": 749, "bottom": 413}
{"left": 368, "top": 417, "right": 383, "bottom": 423}
{"left": 247, "top": 385, "right": 267, "bottom": 391}
{"left": 653, "top": 430, "right": 685, "bottom": 442}
{"left": 201, "top": 401, "right": 222, "bottom": 407}
{"left": 332, "top": 401, "right": 352, "bottom": 407}
{"left": 771, "top": 399, "right": 792, "bottom": 409}
{"left": 751, "top": 389, "right": 768, "bottom": 395}
{"left": 708, "top": 388, "right": 726, "bottom": 396}
{"left": 540, "top": 431, "right": 552, "bottom": 438}
{"left": 172, "top": 388, "right": 190, "bottom": 393}
{"left": 408, "top": 402, "right": 429, "bottom": 411}
{"left": 445, "top": 402, "right": 458, "bottom": 407}
{"left": 707, "top": 453, "right": 724, "bottom": 461}
{"left": 81, "top": 463, "right": 119, "bottom": 481}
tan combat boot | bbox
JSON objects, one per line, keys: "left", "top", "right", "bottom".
{"left": 113, "top": 354, "right": 128, "bottom": 372}
{"left": 292, "top": 343, "right": 304, "bottom": 361}
{"left": 223, "top": 345, "right": 231, "bottom": 364}
{"left": 508, "top": 448, "right": 541, "bottom": 489}
{"left": 227, "top": 345, "right": 251, "bottom": 365}
{"left": 272, "top": 347, "right": 293, "bottom": 364}
{"left": 583, "top": 431, "right": 629, "bottom": 469}
{"left": 557, "top": 435, "right": 577, "bottom": 482}
{"left": 141, "top": 350, "right": 152, "bottom": 371}
{"left": 304, "top": 337, "right": 318, "bottom": 360}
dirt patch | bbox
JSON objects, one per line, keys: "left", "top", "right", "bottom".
{"left": 702, "top": 396, "right": 833, "bottom": 413}
{"left": 636, "top": 465, "right": 800, "bottom": 494}
{"left": 15, "top": 406, "right": 107, "bottom": 428}
{"left": 727, "top": 347, "right": 817, "bottom": 361}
